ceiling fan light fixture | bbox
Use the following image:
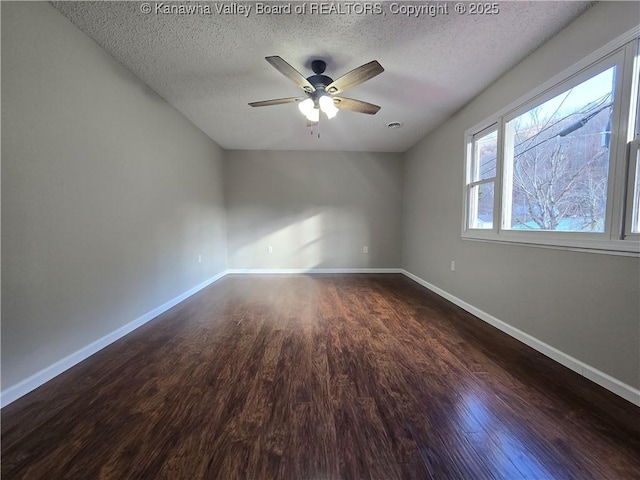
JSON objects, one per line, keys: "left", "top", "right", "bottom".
{"left": 298, "top": 98, "right": 314, "bottom": 116}
{"left": 319, "top": 95, "right": 339, "bottom": 119}
{"left": 318, "top": 95, "right": 338, "bottom": 119}
{"left": 306, "top": 107, "right": 320, "bottom": 123}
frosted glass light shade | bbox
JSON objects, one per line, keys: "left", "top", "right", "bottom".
{"left": 319, "top": 95, "right": 338, "bottom": 119}
{"left": 298, "top": 98, "right": 314, "bottom": 116}
{"left": 307, "top": 107, "right": 320, "bottom": 123}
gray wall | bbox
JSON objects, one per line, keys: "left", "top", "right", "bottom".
{"left": 1, "top": 2, "right": 227, "bottom": 390}
{"left": 403, "top": 1, "right": 640, "bottom": 389}
{"left": 225, "top": 150, "right": 403, "bottom": 269}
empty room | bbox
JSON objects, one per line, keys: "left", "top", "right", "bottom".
{"left": 2, "top": 1, "right": 639, "bottom": 478}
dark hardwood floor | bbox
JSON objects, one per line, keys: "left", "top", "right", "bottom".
{"left": 2, "top": 274, "right": 639, "bottom": 479}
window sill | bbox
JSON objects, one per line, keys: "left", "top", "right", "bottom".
{"left": 461, "top": 232, "right": 640, "bottom": 257}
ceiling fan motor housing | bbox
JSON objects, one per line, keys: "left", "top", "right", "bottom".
{"left": 307, "top": 74, "right": 334, "bottom": 90}
{"left": 307, "top": 59, "right": 335, "bottom": 93}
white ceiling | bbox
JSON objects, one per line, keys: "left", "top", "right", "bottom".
{"left": 52, "top": 1, "right": 593, "bottom": 152}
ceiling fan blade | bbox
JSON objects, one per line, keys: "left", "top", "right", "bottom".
{"left": 333, "top": 97, "right": 381, "bottom": 115}
{"left": 248, "top": 97, "right": 303, "bottom": 107}
{"left": 265, "top": 56, "right": 316, "bottom": 93}
{"left": 325, "top": 61, "right": 384, "bottom": 95}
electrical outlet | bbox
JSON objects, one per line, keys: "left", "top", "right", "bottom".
{"left": 198, "top": 254, "right": 202, "bottom": 264}
{"left": 363, "top": 246, "right": 369, "bottom": 254}
{"left": 451, "top": 260, "right": 456, "bottom": 272}
{"left": 268, "top": 246, "right": 273, "bottom": 254}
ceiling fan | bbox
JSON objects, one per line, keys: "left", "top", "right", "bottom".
{"left": 249, "top": 56, "right": 384, "bottom": 125}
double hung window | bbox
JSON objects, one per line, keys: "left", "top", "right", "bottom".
{"left": 464, "top": 36, "right": 640, "bottom": 255}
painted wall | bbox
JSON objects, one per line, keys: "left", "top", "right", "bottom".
{"left": 225, "top": 150, "right": 403, "bottom": 270}
{"left": 403, "top": 1, "right": 640, "bottom": 389}
{"left": 1, "top": 2, "right": 227, "bottom": 390}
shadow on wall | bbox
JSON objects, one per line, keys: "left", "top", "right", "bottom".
{"left": 229, "top": 208, "right": 373, "bottom": 270}
{"left": 224, "top": 150, "right": 403, "bottom": 270}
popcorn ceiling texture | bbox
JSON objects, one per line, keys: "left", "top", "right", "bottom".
{"left": 52, "top": 1, "right": 592, "bottom": 152}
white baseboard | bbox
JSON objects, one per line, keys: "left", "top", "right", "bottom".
{"left": 0, "top": 270, "right": 227, "bottom": 408}
{"left": 0, "top": 268, "right": 400, "bottom": 407}
{"left": 401, "top": 269, "right": 640, "bottom": 407}
{"left": 226, "top": 268, "right": 403, "bottom": 274}
{"left": 4, "top": 268, "right": 637, "bottom": 408}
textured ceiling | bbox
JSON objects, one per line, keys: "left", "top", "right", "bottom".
{"left": 52, "top": 1, "right": 593, "bottom": 152}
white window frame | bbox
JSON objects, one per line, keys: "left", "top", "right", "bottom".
{"left": 465, "top": 124, "right": 499, "bottom": 232}
{"left": 463, "top": 29, "right": 640, "bottom": 256}
{"left": 623, "top": 40, "right": 640, "bottom": 240}
{"left": 624, "top": 140, "right": 640, "bottom": 241}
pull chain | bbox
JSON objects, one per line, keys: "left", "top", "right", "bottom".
{"left": 307, "top": 118, "right": 321, "bottom": 138}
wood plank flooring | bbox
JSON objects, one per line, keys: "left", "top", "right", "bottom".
{"left": 2, "top": 274, "right": 640, "bottom": 479}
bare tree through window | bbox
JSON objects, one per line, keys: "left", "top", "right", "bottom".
{"left": 505, "top": 67, "right": 615, "bottom": 232}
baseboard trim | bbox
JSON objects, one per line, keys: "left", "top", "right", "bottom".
{"left": 5, "top": 268, "right": 637, "bottom": 408}
{"left": 226, "top": 268, "right": 403, "bottom": 274}
{"left": 1, "top": 268, "right": 400, "bottom": 407}
{"left": 0, "top": 270, "right": 228, "bottom": 408}
{"left": 401, "top": 269, "right": 640, "bottom": 407}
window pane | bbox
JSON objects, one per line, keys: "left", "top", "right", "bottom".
{"left": 472, "top": 130, "right": 497, "bottom": 181}
{"left": 632, "top": 147, "right": 640, "bottom": 234}
{"left": 469, "top": 182, "right": 494, "bottom": 229}
{"left": 636, "top": 40, "right": 640, "bottom": 139}
{"left": 504, "top": 67, "right": 615, "bottom": 232}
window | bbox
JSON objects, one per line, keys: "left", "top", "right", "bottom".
{"left": 464, "top": 34, "right": 640, "bottom": 255}
{"left": 503, "top": 67, "right": 614, "bottom": 233}
{"left": 628, "top": 140, "right": 640, "bottom": 234}
{"left": 467, "top": 127, "right": 497, "bottom": 230}
{"left": 624, "top": 43, "right": 640, "bottom": 239}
